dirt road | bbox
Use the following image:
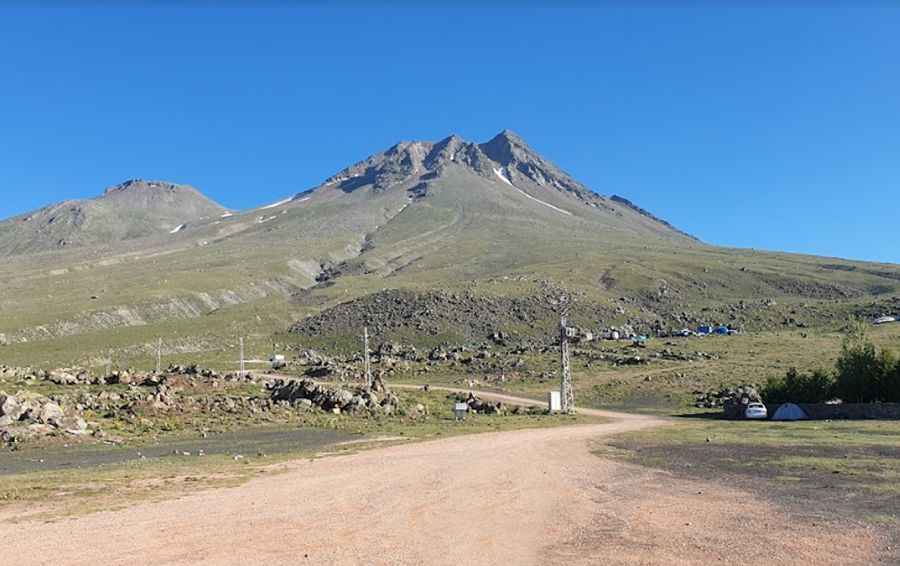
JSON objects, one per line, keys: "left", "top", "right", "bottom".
{"left": 0, "top": 390, "right": 885, "bottom": 565}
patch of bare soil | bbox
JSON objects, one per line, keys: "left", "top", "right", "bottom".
{"left": 0, "top": 404, "right": 888, "bottom": 565}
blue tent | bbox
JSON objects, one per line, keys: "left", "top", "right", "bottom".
{"left": 697, "top": 325, "right": 712, "bottom": 335}
{"left": 772, "top": 403, "right": 808, "bottom": 421}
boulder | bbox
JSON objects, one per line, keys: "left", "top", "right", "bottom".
{"left": 0, "top": 394, "right": 24, "bottom": 420}
{"left": 48, "top": 370, "right": 79, "bottom": 385}
{"left": 61, "top": 416, "right": 88, "bottom": 435}
{"left": 39, "top": 402, "right": 65, "bottom": 427}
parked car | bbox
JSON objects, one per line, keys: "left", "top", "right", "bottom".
{"left": 745, "top": 402, "right": 768, "bottom": 420}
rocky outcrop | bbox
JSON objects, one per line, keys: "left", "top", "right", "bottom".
{"left": 694, "top": 384, "right": 762, "bottom": 417}
{"left": 266, "top": 378, "right": 401, "bottom": 415}
{"left": 290, "top": 288, "right": 617, "bottom": 346}
{"left": 0, "top": 391, "right": 90, "bottom": 444}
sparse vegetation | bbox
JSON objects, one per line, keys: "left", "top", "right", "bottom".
{"left": 600, "top": 420, "right": 900, "bottom": 529}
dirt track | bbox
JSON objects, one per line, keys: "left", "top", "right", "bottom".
{"left": 0, "top": 390, "right": 886, "bottom": 565}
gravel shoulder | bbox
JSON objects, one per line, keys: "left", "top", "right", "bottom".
{"left": 0, "top": 395, "right": 887, "bottom": 565}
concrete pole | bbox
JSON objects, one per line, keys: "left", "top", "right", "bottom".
{"left": 560, "top": 315, "right": 575, "bottom": 413}
{"left": 364, "top": 326, "right": 372, "bottom": 389}
{"left": 240, "top": 337, "right": 245, "bottom": 377}
{"left": 156, "top": 338, "right": 162, "bottom": 374}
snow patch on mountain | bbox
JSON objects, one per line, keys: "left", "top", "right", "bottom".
{"left": 260, "top": 197, "right": 293, "bottom": 210}
{"left": 493, "top": 168, "right": 572, "bottom": 216}
{"left": 493, "top": 168, "right": 514, "bottom": 187}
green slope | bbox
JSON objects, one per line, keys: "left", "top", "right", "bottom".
{"left": 0, "top": 131, "right": 898, "bottom": 368}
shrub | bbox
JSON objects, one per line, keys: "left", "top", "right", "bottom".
{"left": 762, "top": 368, "right": 834, "bottom": 404}
{"left": 763, "top": 320, "right": 900, "bottom": 404}
{"left": 834, "top": 321, "right": 898, "bottom": 402}
{"left": 876, "top": 349, "right": 900, "bottom": 402}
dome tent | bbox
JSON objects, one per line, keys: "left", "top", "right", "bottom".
{"left": 772, "top": 403, "right": 808, "bottom": 421}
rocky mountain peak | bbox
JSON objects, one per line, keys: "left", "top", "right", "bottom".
{"left": 103, "top": 179, "right": 186, "bottom": 197}
{"left": 315, "top": 129, "right": 598, "bottom": 201}
{"left": 479, "top": 129, "right": 533, "bottom": 164}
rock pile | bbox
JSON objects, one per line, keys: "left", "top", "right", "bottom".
{"left": 448, "top": 392, "right": 505, "bottom": 415}
{"left": 266, "top": 378, "right": 401, "bottom": 415}
{"left": 659, "top": 349, "right": 719, "bottom": 362}
{"left": 0, "top": 391, "right": 90, "bottom": 444}
{"left": 693, "top": 384, "right": 762, "bottom": 417}
{"left": 375, "top": 342, "right": 421, "bottom": 362}
{"left": 46, "top": 368, "right": 93, "bottom": 385}
{"left": 0, "top": 365, "right": 48, "bottom": 381}
{"left": 295, "top": 349, "right": 351, "bottom": 380}
{"left": 289, "top": 288, "right": 617, "bottom": 345}
{"left": 164, "top": 364, "right": 220, "bottom": 379}
{"left": 0, "top": 363, "right": 255, "bottom": 389}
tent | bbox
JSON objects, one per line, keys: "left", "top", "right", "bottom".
{"left": 772, "top": 403, "right": 808, "bottom": 421}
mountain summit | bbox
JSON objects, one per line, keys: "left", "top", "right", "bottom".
{"left": 298, "top": 130, "right": 691, "bottom": 243}
{"left": 312, "top": 130, "right": 597, "bottom": 202}
{"left": 0, "top": 179, "right": 226, "bottom": 256}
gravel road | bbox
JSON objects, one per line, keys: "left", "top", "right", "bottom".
{"left": 0, "top": 389, "right": 884, "bottom": 565}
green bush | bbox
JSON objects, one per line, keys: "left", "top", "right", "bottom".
{"left": 763, "top": 321, "right": 900, "bottom": 404}
{"left": 886, "top": 358, "right": 900, "bottom": 402}
{"left": 762, "top": 368, "right": 834, "bottom": 404}
{"left": 834, "top": 322, "right": 899, "bottom": 402}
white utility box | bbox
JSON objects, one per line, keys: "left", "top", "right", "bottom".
{"left": 549, "top": 391, "right": 562, "bottom": 412}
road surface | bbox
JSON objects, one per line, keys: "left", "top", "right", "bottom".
{"left": 0, "top": 388, "right": 884, "bottom": 565}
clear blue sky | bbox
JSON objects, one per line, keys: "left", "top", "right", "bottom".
{"left": 1, "top": 2, "right": 898, "bottom": 263}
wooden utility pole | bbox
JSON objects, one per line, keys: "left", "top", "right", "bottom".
{"left": 363, "top": 326, "right": 372, "bottom": 389}
{"left": 156, "top": 338, "right": 162, "bottom": 374}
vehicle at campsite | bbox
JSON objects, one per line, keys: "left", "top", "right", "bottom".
{"left": 745, "top": 403, "right": 768, "bottom": 420}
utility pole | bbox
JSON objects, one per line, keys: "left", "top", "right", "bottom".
{"left": 156, "top": 338, "right": 162, "bottom": 374}
{"left": 363, "top": 326, "right": 372, "bottom": 389}
{"left": 559, "top": 304, "right": 575, "bottom": 414}
{"left": 239, "top": 337, "right": 245, "bottom": 377}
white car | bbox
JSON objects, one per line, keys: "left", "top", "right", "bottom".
{"left": 745, "top": 403, "right": 768, "bottom": 420}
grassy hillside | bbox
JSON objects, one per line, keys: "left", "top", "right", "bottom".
{"left": 0, "top": 132, "right": 898, "bottom": 374}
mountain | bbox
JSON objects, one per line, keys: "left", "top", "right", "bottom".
{"left": 0, "top": 131, "right": 898, "bottom": 366}
{"left": 0, "top": 179, "right": 227, "bottom": 257}
{"left": 313, "top": 129, "right": 666, "bottom": 225}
